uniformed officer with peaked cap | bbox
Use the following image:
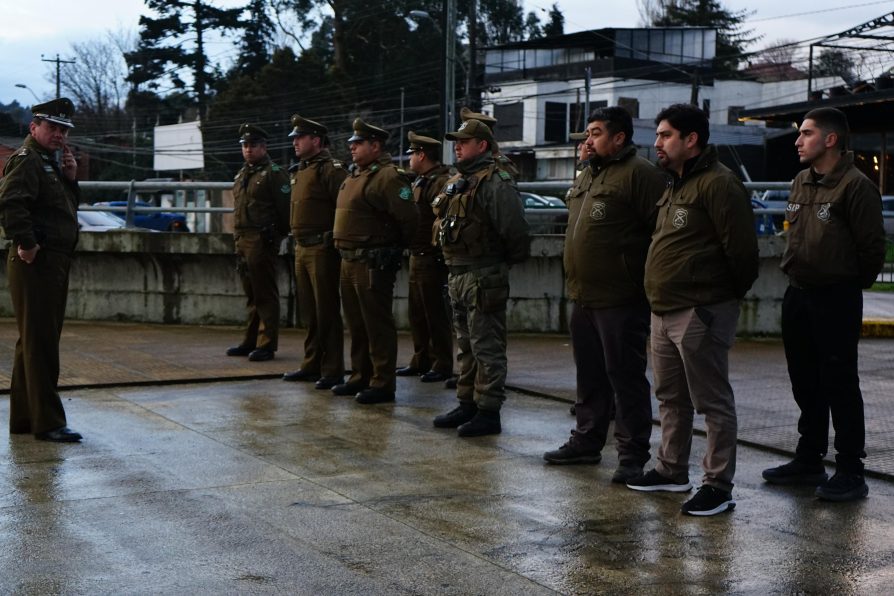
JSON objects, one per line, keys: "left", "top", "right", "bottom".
{"left": 0, "top": 97, "right": 81, "bottom": 441}
{"left": 395, "top": 131, "right": 454, "bottom": 383}
{"left": 282, "top": 114, "right": 348, "bottom": 389}
{"left": 332, "top": 118, "right": 418, "bottom": 404}
{"left": 227, "top": 123, "right": 291, "bottom": 362}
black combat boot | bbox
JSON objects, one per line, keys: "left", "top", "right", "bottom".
{"left": 457, "top": 409, "right": 501, "bottom": 437}
{"left": 433, "top": 401, "right": 477, "bottom": 428}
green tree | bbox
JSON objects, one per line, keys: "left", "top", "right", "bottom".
{"left": 125, "top": 0, "right": 242, "bottom": 116}
{"left": 651, "top": 0, "right": 759, "bottom": 75}
{"left": 813, "top": 49, "right": 857, "bottom": 85}
{"left": 542, "top": 3, "right": 565, "bottom": 38}
{"left": 235, "top": 0, "right": 275, "bottom": 76}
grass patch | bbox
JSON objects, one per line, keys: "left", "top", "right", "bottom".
{"left": 870, "top": 282, "right": 894, "bottom": 292}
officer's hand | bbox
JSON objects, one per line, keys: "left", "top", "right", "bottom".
{"left": 61, "top": 144, "right": 77, "bottom": 181}
{"left": 17, "top": 245, "right": 39, "bottom": 264}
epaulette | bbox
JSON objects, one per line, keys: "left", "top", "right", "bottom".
{"left": 497, "top": 170, "right": 512, "bottom": 181}
{"left": 370, "top": 164, "right": 380, "bottom": 173}
{"left": 333, "top": 160, "right": 344, "bottom": 169}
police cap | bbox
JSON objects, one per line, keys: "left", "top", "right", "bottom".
{"left": 405, "top": 131, "right": 441, "bottom": 154}
{"left": 289, "top": 114, "right": 327, "bottom": 138}
{"left": 31, "top": 97, "right": 75, "bottom": 128}
{"left": 445, "top": 119, "right": 494, "bottom": 145}
{"left": 239, "top": 123, "right": 269, "bottom": 144}
{"left": 347, "top": 118, "right": 389, "bottom": 143}
{"left": 459, "top": 106, "right": 497, "bottom": 127}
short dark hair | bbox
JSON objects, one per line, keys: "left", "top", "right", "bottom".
{"left": 588, "top": 106, "right": 634, "bottom": 146}
{"left": 655, "top": 103, "right": 710, "bottom": 149}
{"left": 420, "top": 146, "right": 440, "bottom": 163}
{"left": 803, "top": 107, "right": 849, "bottom": 150}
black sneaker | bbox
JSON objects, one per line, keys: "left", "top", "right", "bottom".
{"left": 543, "top": 441, "right": 601, "bottom": 465}
{"left": 611, "top": 463, "right": 644, "bottom": 484}
{"left": 626, "top": 469, "right": 692, "bottom": 492}
{"left": 815, "top": 471, "right": 869, "bottom": 502}
{"left": 681, "top": 485, "right": 736, "bottom": 516}
{"left": 433, "top": 402, "right": 477, "bottom": 428}
{"left": 762, "top": 459, "right": 828, "bottom": 486}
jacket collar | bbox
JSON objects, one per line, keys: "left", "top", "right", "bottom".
{"left": 455, "top": 152, "right": 494, "bottom": 175}
{"left": 804, "top": 151, "right": 854, "bottom": 188}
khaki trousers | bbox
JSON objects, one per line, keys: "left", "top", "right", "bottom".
{"left": 340, "top": 259, "right": 397, "bottom": 391}
{"left": 295, "top": 244, "right": 344, "bottom": 378}
{"left": 650, "top": 300, "right": 740, "bottom": 492}
{"left": 235, "top": 232, "right": 280, "bottom": 351}
{"left": 407, "top": 254, "right": 453, "bottom": 376}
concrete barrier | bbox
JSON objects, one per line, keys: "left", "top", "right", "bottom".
{"left": 0, "top": 232, "right": 788, "bottom": 335}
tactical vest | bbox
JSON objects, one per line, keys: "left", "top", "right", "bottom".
{"left": 431, "top": 164, "right": 503, "bottom": 259}
{"left": 290, "top": 157, "right": 342, "bottom": 236}
{"left": 409, "top": 165, "right": 450, "bottom": 252}
{"left": 333, "top": 165, "right": 400, "bottom": 249}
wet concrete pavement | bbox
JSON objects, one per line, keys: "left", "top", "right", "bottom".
{"left": 1, "top": 318, "right": 893, "bottom": 593}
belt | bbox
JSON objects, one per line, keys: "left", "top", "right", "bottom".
{"left": 296, "top": 232, "right": 325, "bottom": 247}
{"left": 339, "top": 248, "right": 370, "bottom": 262}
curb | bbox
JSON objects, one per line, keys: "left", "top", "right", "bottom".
{"left": 862, "top": 319, "right": 894, "bottom": 338}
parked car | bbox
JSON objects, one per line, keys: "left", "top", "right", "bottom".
{"left": 520, "top": 191, "right": 568, "bottom": 234}
{"left": 77, "top": 210, "right": 128, "bottom": 231}
{"left": 520, "top": 191, "right": 566, "bottom": 209}
{"left": 95, "top": 200, "right": 190, "bottom": 232}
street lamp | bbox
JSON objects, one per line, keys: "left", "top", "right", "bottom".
{"left": 409, "top": 5, "right": 457, "bottom": 164}
{"left": 15, "top": 83, "right": 40, "bottom": 103}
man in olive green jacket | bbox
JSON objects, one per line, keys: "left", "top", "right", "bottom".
{"left": 281, "top": 115, "right": 347, "bottom": 390}
{"left": 0, "top": 98, "right": 82, "bottom": 442}
{"left": 227, "top": 124, "right": 291, "bottom": 362}
{"left": 543, "top": 107, "right": 666, "bottom": 484}
{"left": 627, "top": 104, "right": 758, "bottom": 517}
{"left": 763, "top": 108, "right": 885, "bottom": 502}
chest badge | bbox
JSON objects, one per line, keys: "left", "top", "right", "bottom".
{"left": 590, "top": 201, "right": 607, "bottom": 221}
{"left": 672, "top": 208, "right": 688, "bottom": 229}
{"left": 816, "top": 203, "right": 831, "bottom": 222}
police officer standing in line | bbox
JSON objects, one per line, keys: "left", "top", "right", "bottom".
{"left": 543, "top": 107, "right": 667, "bottom": 484}
{"left": 0, "top": 98, "right": 82, "bottom": 442}
{"left": 395, "top": 131, "right": 454, "bottom": 383}
{"left": 763, "top": 108, "right": 885, "bottom": 502}
{"left": 226, "top": 124, "right": 291, "bottom": 362}
{"left": 459, "top": 107, "right": 520, "bottom": 178}
{"left": 282, "top": 115, "right": 347, "bottom": 389}
{"left": 431, "top": 119, "right": 530, "bottom": 437}
{"left": 626, "top": 104, "right": 758, "bottom": 516}
{"left": 332, "top": 119, "right": 418, "bottom": 404}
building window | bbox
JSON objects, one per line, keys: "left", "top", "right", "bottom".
{"left": 545, "top": 102, "right": 568, "bottom": 143}
{"left": 493, "top": 102, "right": 523, "bottom": 142}
{"left": 618, "top": 97, "right": 639, "bottom": 119}
{"left": 728, "top": 106, "right": 744, "bottom": 126}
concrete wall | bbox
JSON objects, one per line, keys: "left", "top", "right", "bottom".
{"left": 0, "top": 231, "right": 788, "bottom": 335}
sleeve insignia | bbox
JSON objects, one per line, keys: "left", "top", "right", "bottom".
{"left": 399, "top": 186, "right": 412, "bottom": 201}
{"left": 498, "top": 170, "right": 512, "bottom": 181}
{"left": 281, "top": 184, "right": 290, "bottom": 194}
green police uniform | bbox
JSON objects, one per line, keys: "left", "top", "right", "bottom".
{"left": 402, "top": 132, "right": 454, "bottom": 379}
{"left": 334, "top": 119, "right": 417, "bottom": 397}
{"left": 433, "top": 120, "right": 530, "bottom": 423}
{"left": 0, "top": 98, "right": 79, "bottom": 437}
{"left": 288, "top": 115, "right": 347, "bottom": 381}
{"left": 232, "top": 124, "right": 290, "bottom": 357}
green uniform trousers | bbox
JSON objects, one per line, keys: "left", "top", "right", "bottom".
{"left": 448, "top": 263, "right": 509, "bottom": 412}
{"left": 295, "top": 244, "right": 344, "bottom": 378}
{"left": 7, "top": 248, "right": 71, "bottom": 435}
{"left": 340, "top": 258, "right": 397, "bottom": 392}
{"left": 235, "top": 231, "right": 280, "bottom": 351}
{"left": 407, "top": 253, "right": 453, "bottom": 376}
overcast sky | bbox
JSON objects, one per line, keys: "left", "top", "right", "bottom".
{"left": 1, "top": 0, "right": 892, "bottom": 106}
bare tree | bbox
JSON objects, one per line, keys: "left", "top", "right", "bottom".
{"left": 761, "top": 39, "right": 799, "bottom": 66}
{"left": 636, "top": 0, "right": 671, "bottom": 26}
{"left": 50, "top": 31, "right": 133, "bottom": 129}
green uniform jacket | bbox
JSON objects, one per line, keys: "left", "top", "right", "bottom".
{"left": 233, "top": 155, "right": 290, "bottom": 234}
{"left": 434, "top": 153, "right": 530, "bottom": 267}
{"left": 333, "top": 153, "right": 417, "bottom": 249}
{"left": 565, "top": 145, "right": 667, "bottom": 309}
{"left": 644, "top": 145, "right": 759, "bottom": 314}
{"left": 0, "top": 136, "right": 78, "bottom": 252}
{"left": 409, "top": 164, "right": 451, "bottom": 253}
{"left": 782, "top": 152, "right": 886, "bottom": 289}
{"left": 289, "top": 149, "right": 347, "bottom": 239}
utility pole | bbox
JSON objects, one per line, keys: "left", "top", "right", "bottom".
{"left": 41, "top": 54, "right": 76, "bottom": 98}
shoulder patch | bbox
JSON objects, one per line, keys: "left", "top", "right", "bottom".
{"left": 370, "top": 164, "right": 379, "bottom": 173}
{"left": 281, "top": 184, "right": 290, "bottom": 194}
{"left": 498, "top": 170, "right": 512, "bottom": 181}
{"left": 271, "top": 163, "right": 281, "bottom": 172}
{"left": 399, "top": 186, "right": 412, "bottom": 201}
